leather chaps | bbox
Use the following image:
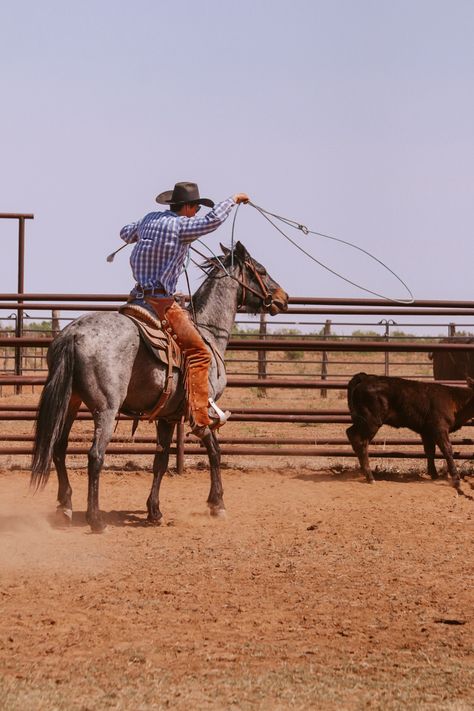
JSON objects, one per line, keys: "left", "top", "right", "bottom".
{"left": 145, "top": 296, "right": 212, "bottom": 428}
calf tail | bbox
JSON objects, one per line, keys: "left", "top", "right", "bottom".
{"left": 347, "top": 372, "right": 376, "bottom": 436}
{"left": 31, "top": 336, "right": 75, "bottom": 490}
{"left": 347, "top": 372, "right": 368, "bottom": 411}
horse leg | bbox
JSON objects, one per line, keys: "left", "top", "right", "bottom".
{"left": 146, "top": 419, "right": 175, "bottom": 525}
{"left": 86, "top": 408, "right": 117, "bottom": 532}
{"left": 52, "top": 394, "right": 82, "bottom": 526}
{"left": 200, "top": 429, "right": 225, "bottom": 516}
{"left": 346, "top": 421, "right": 378, "bottom": 484}
{"left": 421, "top": 432, "right": 438, "bottom": 479}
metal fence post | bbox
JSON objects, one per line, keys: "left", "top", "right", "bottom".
{"left": 15, "top": 218, "right": 26, "bottom": 394}
{"left": 257, "top": 312, "right": 267, "bottom": 397}
{"left": 175, "top": 294, "right": 187, "bottom": 474}
{"left": 0, "top": 213, "right": 34, "bottom": 393}
{"left": 320, "top": 319, "right": 331, "bottom": 398}
{"left": 379, "top": 319, "right": 395, "bottom": 375}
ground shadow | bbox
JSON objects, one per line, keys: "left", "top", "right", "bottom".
{"left": 294, "top": 468, "right": 474, "bottom": 499}
{"left": 45, "top": 508, "right": 151, "bottom": 530}
{"left": 294, "top": 467, "right": 446, "bottom": 485}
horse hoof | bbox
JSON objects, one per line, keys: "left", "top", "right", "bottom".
{"left": 210, "top": 507, "right": 227, "bottom": 518}
{"left": 55, "top": 507, "right": 72, "bottom": 527}
{"left": 89, "top": 521, "right": 107, "bottom": 534}
{"left": 367, "top": 479, "right": 376, "bottom": 485}
{"left": 146, "top": 517, "right": 163, "bottom": 526}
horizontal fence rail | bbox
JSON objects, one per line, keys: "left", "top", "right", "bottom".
{"left": 2, "top": 338, "right": 474, "bottom": 352}
{"left": 1, "top": 293, "right": 474, "bottom": 472}
{"left": 1, "top": 447, "right": 472, "bottom": 460}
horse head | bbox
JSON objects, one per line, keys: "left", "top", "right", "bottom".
{"left": 219, "top": 241, "right": 288, "bottom": 316}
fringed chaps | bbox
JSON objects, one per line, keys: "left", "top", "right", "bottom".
{"left": 145, "top": 297, "right": 212, "bottom": 427}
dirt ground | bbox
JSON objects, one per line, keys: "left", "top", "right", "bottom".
{"left": 1, "top": 349, "right": 474, "bottom": 710}
{"left": 1, "top": 459, "right": 473, "bottom": 710}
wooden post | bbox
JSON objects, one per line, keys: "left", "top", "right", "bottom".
{"left": 320, "top": 320, "right": 331, "bottom": 398}
{"left": 52, "top": 309, "right": 61, "bottom": 337}
{"left": 448, "top": 323, "right": 456, "bottom": 338}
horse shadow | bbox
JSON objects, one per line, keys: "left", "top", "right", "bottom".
{"left": 46, "top": 508, "right": 153, "bottom": 531}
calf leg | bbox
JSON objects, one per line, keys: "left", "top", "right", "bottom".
{"left": 420, "top": 433, "right": 438, "bottom": 479}
{"left": 435, "top": 430, "right": 461, "bottom": 490}
{"left": 146, "top": 419, "right": 175, "bottom": 524}
{"left": 346, "top": 421, "right": 379, "bottom": 484}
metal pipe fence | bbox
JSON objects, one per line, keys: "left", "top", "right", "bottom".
{"left": 1, "top": 294, "right": 474, "bottom": 472}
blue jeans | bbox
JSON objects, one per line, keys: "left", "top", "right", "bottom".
{"left": 128, "top": 286, "right": 170, "bottom": 318}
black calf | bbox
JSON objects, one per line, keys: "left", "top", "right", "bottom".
{"left": 346, "top": 372, "right": 474, "bottom": 488}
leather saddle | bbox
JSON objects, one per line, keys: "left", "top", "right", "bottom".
{"left": 119, "top": 303, "right": 182, "bottom": 368}
{"left": 118, "top": 303, "right": 183, "bottom": 422}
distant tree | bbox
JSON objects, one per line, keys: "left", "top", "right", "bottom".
{"left": 351, "top": 329, "right": 384, "bottom": 340}
{"left": 449, "top": 330, "right": 474, "bottom": 338}
{"left": 275, "top": 328, "right": 304, "bottom": 360}
{"left": 26, "top": 321, "right": 53, "bottom": 335}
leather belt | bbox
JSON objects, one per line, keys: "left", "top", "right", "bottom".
{"left": 138, "top": 287, "right": 167, "bottom": 296}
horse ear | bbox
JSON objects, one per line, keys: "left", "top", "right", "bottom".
{"left": 234, "top": 241, "right": 249, "bottom": 260}
{"left": 220, "top": 243, "right": 231, "bottom": 256}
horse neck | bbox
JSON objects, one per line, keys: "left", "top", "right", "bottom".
{"left": 192, "top": 271, "right": 240, "bottom": 357}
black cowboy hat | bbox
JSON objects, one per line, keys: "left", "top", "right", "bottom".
{"left": 155, "top": 181, "right": 215, "bottom": 208}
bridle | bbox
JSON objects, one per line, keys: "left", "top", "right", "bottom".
{"left": 189, "top": 245, "right": 276, "bottom": 312}
{"left": 236, "top": 258, "right": 274, "bottom": 311}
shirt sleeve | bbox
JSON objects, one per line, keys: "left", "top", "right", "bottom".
{"left": 178, "top": 197, "right": 236, "bottom": 244}
{"left": 120, "top": 221, "right": 140, "bottom": 244}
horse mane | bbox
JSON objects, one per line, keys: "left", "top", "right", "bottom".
{"left": 190, "top": 250, "right": 237, "bottom": 313}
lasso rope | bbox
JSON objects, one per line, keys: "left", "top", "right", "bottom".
{"left": 107, "top": 199, "right": 414, "bottom": 305}
{"left": 230, "top": 201, "right": 414, "bottom": 305}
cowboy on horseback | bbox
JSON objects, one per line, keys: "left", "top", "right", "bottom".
{"left": 120, "top": 181, "right": 250, "bottom": 435}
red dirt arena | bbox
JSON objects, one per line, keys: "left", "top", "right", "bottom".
{"left": 1, "top": 429, "right": 473, "bottom": 710}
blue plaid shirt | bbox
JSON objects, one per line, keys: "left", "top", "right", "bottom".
{"left": 120, "top": 197, "right": 235, "bottom": 295}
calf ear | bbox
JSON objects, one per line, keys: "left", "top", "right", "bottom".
{"left": 467, "top": 376, "right": 474, "bottom": 390}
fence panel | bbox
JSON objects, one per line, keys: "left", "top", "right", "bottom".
{"left": 1, "top": 295, "right": 474, "bottom": 471}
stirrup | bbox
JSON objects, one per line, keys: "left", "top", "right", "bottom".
{"left": 208, "top": 398, "right": 231, "bottom": 429}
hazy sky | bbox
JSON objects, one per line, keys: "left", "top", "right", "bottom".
{"left": 1, "top": 0, "right": 473, "bottom": 306}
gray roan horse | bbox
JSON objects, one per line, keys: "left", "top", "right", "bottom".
{"left": 31, "top": 242, "right": 288, "bottom": 532}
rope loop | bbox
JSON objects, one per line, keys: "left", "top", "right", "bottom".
{"left": 242, "top": 201, "right": 414, "bottom": 305}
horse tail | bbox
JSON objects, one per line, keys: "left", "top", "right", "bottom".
{"left": 31, "top": 335, "right": 75, "bottom": 489}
